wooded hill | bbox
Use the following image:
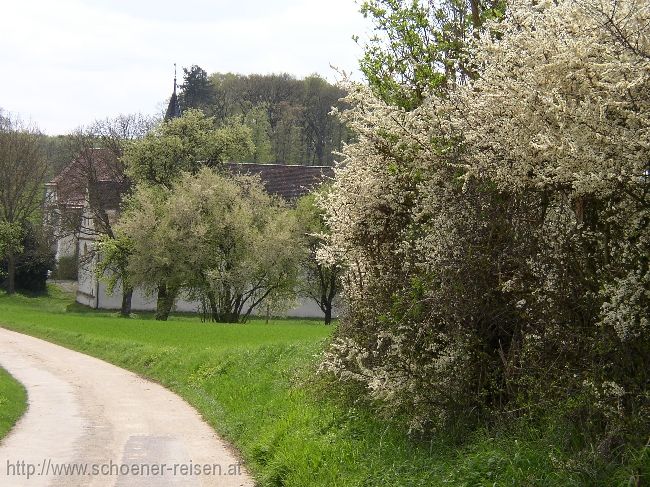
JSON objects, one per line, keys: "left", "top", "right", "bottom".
{"left": 178, "top": 66, "right": 350, "bottom": 166}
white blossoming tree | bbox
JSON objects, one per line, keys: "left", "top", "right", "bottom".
{"left": 321, "top": 0, "right": 649, "bottom": 442}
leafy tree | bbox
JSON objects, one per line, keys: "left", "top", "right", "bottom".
{"left": 0, "top": 222, "right": 22, "bottom": 255}
{"left": 209, "top": 72, "right": 251, "bottom": 124}
{"left": 244, "top": 74, "right": 304, "bottom": 134}
{"left": 121, "top": 110, "right": 254, "bottom": 319}
{"left": 357, "top": 0, "right": 505, "bottom": 109}
{"left": 271, "top": 107, "right": 304, "bottom": 165}
{"left": 300, "top": 75, "right": 350, "bottom": 165}
{"left": 2, "top": 223, "right": 54, "bottom": 293}
{"left": 240, "top": 105, "right": 274, "bottom": 163}
{"left": 123, "top": 109, "right": 253, "bottom": 187}
{"left": 112, "top": 185, "right": 182, "bottom": 320}
{"left": 0, "top": 113, "right": 48, "bottom": 293}
{"left": 0, "top": 222, "right": 23, "bottom": 285}
{"left": 208, "top": 72, "right": 349, "bottom": 165}
{"left": 295, "top": 191, "right": 340, "bottom": 325}
{"left": 96, "top": 233, "right": 134, "bottom": 317}
{"left": 117, "top": 168, "right": 300, "bottom": 322}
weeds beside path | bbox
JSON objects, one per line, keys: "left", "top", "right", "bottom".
{"left": 0, "top": 366, "right": 27, "bottom": 441}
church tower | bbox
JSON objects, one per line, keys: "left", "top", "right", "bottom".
{"left": 164, "top": 64, "right": 182, "bottom": 120}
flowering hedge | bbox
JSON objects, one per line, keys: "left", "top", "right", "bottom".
{"left": 320, "top": 0, "right": 649, "bottom": 448}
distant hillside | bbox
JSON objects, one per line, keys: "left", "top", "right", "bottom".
{"left": 178, "top": 66, "right": 351, "bottom": 166}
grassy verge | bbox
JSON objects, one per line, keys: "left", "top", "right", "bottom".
{"left": 0, "top": 365, "right": 27, "bottom": 441}
{"left": 0, "top": 286, "right": 644, "bottom": 486}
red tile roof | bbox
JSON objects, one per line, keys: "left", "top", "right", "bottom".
{"left": 222, "top": 163, "right": 334, "bottom": 200}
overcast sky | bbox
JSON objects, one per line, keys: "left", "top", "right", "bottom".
{"left": 1, "top": 0, "right": 368, "bottom": 135}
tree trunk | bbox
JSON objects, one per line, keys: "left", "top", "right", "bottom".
{"left": 155, "top": 282, "right": 176, "bottom": 321}
{"left": 207, "top": 291, "right": 219, "bottom": 322}
{"left": 324, "top": 304, "right": 332, "bottom": 326}
{"left": 6, "top": 250, "right": 16, "bottom": 294}
{"left": 206, "top": 288, "right": 242, "bottom": 323}
{"left": 120, "top": 286, "right": 133, "bottom": 317}
{"left": 323, "top": 269, "right": 338, "bottom": 325}
{"left": 469, "top": 0, "right": 481, "bottom": 32}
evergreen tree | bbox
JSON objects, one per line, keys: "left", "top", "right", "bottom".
{"left": 179, "top": 65, "right": 216, "bottom": 113}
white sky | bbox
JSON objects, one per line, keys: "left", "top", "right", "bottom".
{"left": 1, "top": 0, "right": 369, "bottom": 135}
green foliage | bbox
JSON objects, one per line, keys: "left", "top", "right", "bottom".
{"left": 110, "top": 185, "right": 180, "bottom": 313}
{"left": 95, "top": 233, "right": 132, "bottom": 294}
{"left": 0, "top": 113, "right": 49, "bottom": 293}
{"left": 240, "top": 105, "right": 274, "bottom": 163}
{"left": 179, "top": 65, "right": 217, "bottom": 113}
{"left": 359, "top": 0, "right": 446, "bottom": 108}
{"left": 295, "top": 190, "right": 340, "bottom": 324}
{"left": 301, "top": 75, "right": 350, "bottom": 165}
{"left": 0, "top": 222, "right": 23, "bottom": 262}
{"left": 53, "top": 255, "right": 78, "bottom": 281}
{"left": 207, "top": 71, "right": 350, "bottom": 165}
{"left": 357, "top": 0, "right": 505, "bottom": 108}
{"left": 1, "top": 223, "right": 53, "bottom": 293}
{"left": 296, "top": 192, "right": 328, "bottom": 236}
{"left": 123, "top": 109, "right": 253, "bottom": 187}
{"left": 116, "top": 168, "right": 301, "bottom": 322}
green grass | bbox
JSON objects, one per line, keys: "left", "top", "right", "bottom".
{"left": 0, "top": 365, "right": 27, "bottom": 441}
{"left": 0, "top": 286, "right": 645, "bottom": 486}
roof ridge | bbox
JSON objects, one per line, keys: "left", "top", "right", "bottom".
{"left": 223, "top": 162, "right": 335, "bottom": 169}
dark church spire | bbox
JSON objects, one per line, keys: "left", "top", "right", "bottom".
{"left": 164, "top": 64, "right": 182, "bottom": 121}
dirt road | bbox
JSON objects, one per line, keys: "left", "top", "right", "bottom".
{"left": 0, "top": 327, "right": 253, "bottom": 487}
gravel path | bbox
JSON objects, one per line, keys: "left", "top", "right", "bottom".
{"left": 0, "top": 328, "right": 254, "bottom": 487}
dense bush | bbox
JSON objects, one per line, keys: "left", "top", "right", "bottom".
{"left": 1, "top": 224, "right": 54, "bottom": 293}
{"left": 320, "top": 0, "right": 649, "bottom": 457}
{"left": 53, "top": 255, "right": 78, "bottom": 280}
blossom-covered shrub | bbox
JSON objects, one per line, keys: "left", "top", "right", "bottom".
{"left": 320, "top": 0, "right": 649, "bottom": 446}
